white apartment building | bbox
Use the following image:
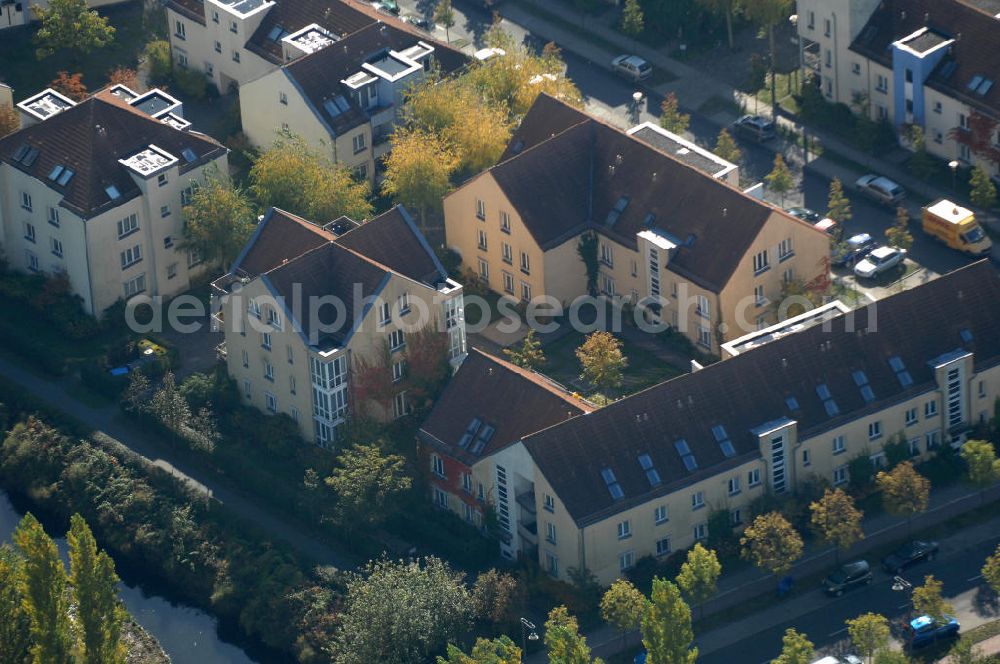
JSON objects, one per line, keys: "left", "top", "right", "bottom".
{"left": 0, "top": 86, "right": 228, "bottom": 315}
{"left": 1, "top": 0, "right": 124, "bottom": 31}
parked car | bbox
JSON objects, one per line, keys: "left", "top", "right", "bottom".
{"left": 611, "top": 54, "right": 652, "bottom": 82}
{"left": 374, "top": 0, "right": 400, "bottom": 15}
{"left": 855, "top": 174, "right": 906, "bottom": 206}
{"left": 832, "top": 232, "right": 877, "bottom": 266}
{"left": 822, "top": 560, "right": 873, "bottom": 596}
{"left": 811, "top": 656, "right": 863, "bottom": 664}
{"left": 786, "top": 206, "right": 822, "bottom": 222}
{"left": 732, "top": 114, "right": 776, "bottom": 142}
{"left": 853, "top": 245, "right": 906, "bottom": 279}
{"left": 881, "top": 540, "right": 939, "bottom": 574}
{"left": 403, "top": 14, "right": 432, "bottom": 30}
{"left": 906, "top": 615, "right": 960, "bottom": 648}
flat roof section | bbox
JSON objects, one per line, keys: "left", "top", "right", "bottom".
{"left": 721, "top": 300, "right": 853, "bottom": 358}
{"left": 118, "top": 144, "right": 179, "bottom": 178}
{"left": 17, "top": 88, "right": 76, "bottom": 121}
{"left": 627, "top": 122, "right": 737, "bottom": 181}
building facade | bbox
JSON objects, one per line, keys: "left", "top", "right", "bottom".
{"left": 1, "top": 0, "right": 124, "bottom": 31}
{"left": 0, "top": 87, "right": 228, "bottom": 315}
{"left": 214, "top": 205, "right": 467, "bottom": 446}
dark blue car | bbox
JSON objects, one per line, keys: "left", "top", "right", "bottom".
{"left": 906, "top": 614, "right": 959, "bottom": 648}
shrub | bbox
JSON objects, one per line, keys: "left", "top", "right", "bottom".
{"left": 79, "top": 360, "right": 130, "bottom": 399}
{"left": 171, "top": 66, "right": 208, "bottom": 99}
{"left": 144, "top": 40, "right": 172, "bottom": 84}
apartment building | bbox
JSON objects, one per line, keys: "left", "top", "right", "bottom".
{"left": 422, "top": 261, "right": 1000, "bottom": 584}
{"left": 627, "top": 122, "right": 740, "bottom": 186}
{"left": 0, "top": 86, "right": 228, "bottom": 315}
{"left": 165, "top": 0, "right": 375, "bottom": 92}
{"left": 444, "top": 93, "right": 830, "bottom": 354}
{"left": 214, "top": 204, "right": 467, "bottom": 446}
{"left": 239, "top": 21, "right": 467, "bottom": 182}
{"left": 1, "top": 0, "right": 124, "bottom": 31}
{"left": 418, "top": 348, "right": 593, "bottom": 529}
{"left": 797, "top": 0, "right": 1000, "bottom": 177}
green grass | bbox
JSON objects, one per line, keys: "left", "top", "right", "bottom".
{"left": 755, "top": 71, "right": 803, "bottom": 110}
{"left": 965, "top": 618, "right": 1000, "bottom": 646}
{"left": 0, "top": 1, "right": 156, "bottom": 102}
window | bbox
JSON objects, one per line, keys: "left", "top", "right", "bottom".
{"left": 176, "top": 51, "right": 188, "bottom": 68}
{"left": 748, "top": 468, "right": 761, "bottom": 487}
{"left": 925, "top": 430, "right": 940, "bottom": 449}
{"left": 502, "top": 271, "right": 515, "bottom": 295}
{"left": 753, "top": 249, "right": 769, "bottom": 274}
{"left": 20, "top": 191, "right": 32, "bottom": 212}
{"left": 232, "top": 50, "right": 241, "bottom": 63}
{"left": 543, "top": 494, "right": 555, "bottom": 512}
{"left": 24, "top": 222, "right": 36, "bottom": 243}
{"left": 932, "top": 129, "right": 943, "bottom": 144}
{"left": 47, "top": 206, "right": 60, "bottom": 227}
{"left": 261, "top": 332, "right": 272, "bottom": 350}
{"left": 398, "top": 292, "right": 410, "bottom": 315}
{"left": 230, "top": 19, "right": 238, "bottom": 33}
{"left": 212, "top": 9, "right": 219, "bottom": 22}
{"left": 933, "top": 101, "right": 942, "bottom": 114}
{"left": 832, "top": 435, "right": 846, "bottom": 455}
{"left": 156, "top": 173, "right": 168, "bottom": 188}
{"left": 696, "top": 295, "right": 710, "bottom": 320}
{"left": 782, "top": 268, "right": 794, "bottom": 284}
{"left": 434, "top": 487, "right": 449, "bottom": 509}
{"left": 823, "top": 18, "right": 831, "bottom": 36}
{"left": 599, "top": 242, "right": 614, "bottom": 267}
{"left": 852, "top": 62, "right": 861, "bottom": 75}
{"left": 290, "top": 407, "right": 299, "bottom": 423}
{"left": 807, "top": 11, "right": 814, "bottom": 29}
{"left": 731, "top": 508, "right": 743, "bottom": 525}
{"left": 754, "top": 285, "right": 766, "bottom": 307}
{"left": 500, "top": 211, "right": 511, "bottom": 233}
{"left": 654, "top": 505, "right": 668, "bottom": 524}
{"left": 501, "top": 242, "right": 512, "bottom": 264}
{"left": 50, "top": 237, "right": 63, "bottom": 258}
{"left": 378, "top": 301, "right": 391, "bottom": 326}
{"left": 728, "top": 476, "right": 740, "bottom": 495}
{"left": 778, "top": 238, "right": 793, "bottom": 261}
{"left": 160, "top": 205, "right": 171, "bottom": 218}
{"left": 478, "top": 229, "right": 488, "bottom": 251}
{"left": 905, "top": 407, "right": 918, "bottom": 426}
{"left": 475, "top": 199, "right": 486, "bottom": 220}
{"left": 619, "top": 551, "right": 635, "bottom": 572}
{"left": 174, "top": 19, "right": 186, "bottom": 38}
{"left": 909, "top": 437, "right": 921, "bottom": 457}
{"left": 352, "top": 133, "right": 366, "bottom": 154}
{"left": 545, "top": 552, "right": 558, "bottom": 577}
{"left": 693, "top": 523, "right": 708, "bottom": 541}
{"left": 959, "top": 113, "right": 969, "bottom": 130}
{"left": 167, "top": 263, "right": 177, "bottom": 280}
{"left": 263, "top": 361, "right": 274, "bottom": 381}
{"left": 904, "top": 68, "right": 913, "bottom": 83}
{"left": 546, "top": 522, "right": 557, "bottom": 544}
{"left": 868, "top": 421, "right": 882, "bottom": 440}
{"left": 461, "top": 473, "right": 473, "bottom": 493}
{"left": 388, "top": 329, "right": 405, "bottom": 351}
{"left": 833, "top": 465, "right": 848, "bottom": 485}
{"left": 802, "top": 449, "right": 811, "bottom": 466}
{"left": 123, "top": 273, "right": 146, "bottom": 298}
{"left": 979, "top": 380, "right": 987, "bottom": 398}
{"left": 286, "top": 345, "right": 294, "bottom": 364}
{"left": 602, "top": 274, "right": 615, "bottom": 297}
{"left": 120, "top": 244, "right": 142, "bottom": 269}
{"left": 617, "top": 520, "right": 631, "bottom": 539}
{"left": 656, "top": 537, "right": 671, "bottom": 556}
{"left": 825, "top": 49, "right": 832, "bottom": 68}
{"left": 392, "top": 392, "right": 407, "bottom": 419}
{"left": 431, "top": 454, "right": 445, "bottom": 478}
{"left": 960, "top": 144, "right": 971, "bottom": 163}
{"left": 691, "top": 491, "right": 704, "bottom": 510}
{"left": 478, "top": 258, "right": 489, "bottom": 282}
{"left": 279, "top": 91, "right": 288, "bottom": 105}
{"left": 520, "top": 251, "right": 530, "bottom": 274}
{"left": 243, "top": 380, "right": 252, "bottom": 399}
{"left": 876, "top": 75, "right": 888, "bottom": 93}
{"left": 117, "top": 214, "right": 139, "bottom": 239}
{"left": 25, "top": 250, "right": 39, "bottom": 272}
{"left": 925, "top": 399, "right": 938, "bottom": 418}
{"left": 214, "top": 41, "right": 222, "bottom": 53}
{"left": 289, "top": 375, "right": 296, "bottom": 395}
{"left": 520, "top": 282, "right": 532, "bottom": 303}
{"left": 392, "top": 360, "right": 406, "bottom": 383}
{"left": 631, "top": 259, "right": 638, "bottom": 277}
{"left": 265, "top": 392, "right": 277, "bottom": 413}
{"left": 697, "top": 326, "right": 712, "bottom": 349}
{"left": 241, "top": 349, "right": 249, "bottom": 368}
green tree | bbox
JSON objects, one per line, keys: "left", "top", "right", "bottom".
{"left": 676, "top": 543, "right": 722, "bottom": 619}
{"left": 970, "top": 164, "right": 998, "bottom": 212}
{"left": 144, "top": 40, "right": 172, "bottom": 84}
{"left": 911, "top": 575, "right": 953, "bottom": 623}
{"left": 121, "top": 369, "right": 150, "bottom": 414}
{"left": 771, "top": 627, "right": 814, "bottom": 664}
{"left": 68, "top": 514, "right": 126, "bottom": 664}
{"left": 575, "top": 331, "right": 628, "bottom": 394}
{"left": 149, "top": 372, "right": 192, "bottom": 439}
{"left": 740, "top": 512, "right": 804, "bottom": 576}
{"left": 961, "top": 439, "right": 1000, "bottom": 502}
{"left": 0, "top": 545, "right": 31, "bottom": 664}
{"left": 438, "top": 636, "right": 521, "bottom": 663}
{"left": 249, "top": 133, "right": 372, "bottom": 223}
{"left": 621, "top": 0, "right": 644, "bottom": 44}
{"left": 600, "top": 579, "right": 646, "bottom": 644}
{"left": 906, "top": 125, "right": 937, "bottom": 181}
{"left": 471, "top": 569, "right": 523, "bottom": 629}
{"left": 809, "top": 488, "right": 864, "bottom": 562}
{"left": 885, "top": 206, "right": 913, "bottom": 252}
{"left": 331, "top": 557, "right": 473, "bottom": 664}
{"left": 33, "top": 0, "right": 115, "bottom": 59}
{"left": 13, "top": 513, "right": 72, "bottom": 664}
{"left": 641, "top": 577, "right": 697, "bottom": 664}
{"left": 325, "top": 444, "right": 412, "bottom": 529}
{"left": 434, "top": 0, "right": 456, "bottom": 42}
{"left": 872, "top": 651, "right": 910, "bottom": 664}
{"left": 545, "top": 605, "right": 603, "bottom": 663}
{"left": 658, "top": 92, "right": 690, "bottom": 134}
{"left": 743, "top": 0, "right": 794, "bottom": 110}
{"left": 847, "top": 612, "right": 890, "bottom": 664}
{"left": 714, "top": 128, "right": 742, "bottom": 165}
{"left": 181, "top": 173, "right": 256, "bottom": 269}
{"left": 504, "top": 329, "right": 545, "bottom": 370}
{"left": 697, "top": 0, "right": 738, "bottom": 50}
{"left": 983, "top": 543, "right": 1000, "bottom": 595}
{"left": 827, "top": 177, "right": 852, "bottom": 223}
{"left": 382, "top": 127, "right": 459, "bottom": 233}
{"left": 765, "top": 153, "right": 795, "bottom": 206}
{"left": 876, "top": 461, "right": 930, "bottom": 531}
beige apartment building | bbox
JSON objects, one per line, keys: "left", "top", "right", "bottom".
{"left": 444, "top": 94, "right": 830, "bottom": 354}
{"left": 0, "top": 86, "right": 228, "bottom": 316}
{"left": 214, "top": 205, "right": 467, "bottom": 446}
{"left": 420, "top": 261, "right": 1000, "bottom": 584}
{"left": 239, "top": 21, "right": 466, "bottom": 183}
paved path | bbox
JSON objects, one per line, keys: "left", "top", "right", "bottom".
{"left": 939, "top": 634, "right": 1000, "bottom": 663}
{"left": 0, "top": 355, "right": 359, "bottom": 570}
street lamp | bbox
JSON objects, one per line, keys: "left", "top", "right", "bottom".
{"left": 892, "top": 575, "right": 913, "bottom": 620}
{"left": 948, "top": 160, "right": 960, "bottom": 193}
{"left": 520, "top": 617, "right": 539, "bottom": 654}
{"left": 630, "top": 91, "right": 644, "bottom": 126}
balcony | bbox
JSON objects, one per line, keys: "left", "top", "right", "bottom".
{"left": 518, "top": 518, "right": 538, "bottom": 545}
{"left": 215, "top": 342, "right": 227, "bottom": 360}
{"left": 515, "top": 490, "right": 536, "bottom": 515}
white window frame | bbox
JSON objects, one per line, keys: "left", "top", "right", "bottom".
{"left": 691, "top": 491, "right": 705, "bottom": 510}
{"left": 265, "top": 392, "right": 277, "bottom": 413}
{"left": 617, "top": 520, "right": 631, "bottom": 540}
{"left": 654, "top": 504, "right": 668, "bottom": 524}
{"left": 832, "top": 435, "right": 846, "bottom": 455}
{"left": 431, "top": 453, "right": 445, "bottom": 478}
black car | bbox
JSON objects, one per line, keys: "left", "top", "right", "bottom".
{"left": 882, "top": 540, "right": 939, "bottom": 574}
{"left": 823, "top": 560, "right": 873, "bottom": 596}
{"left": 785, "top": 206, "right": 822, "bottom": 223}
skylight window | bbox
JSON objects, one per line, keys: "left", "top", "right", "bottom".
{"left": 470, "top": 423, "right": 495, "bottom": 455}
{"left": 852, "top": 370, "right": 875, "bottom": 403}
{"left": 601, "top": 468, "right": 625, "bottom": 500}
{"left": 48, "top": 165, "right": 64, "bottom": 181}
{"left": 105, "top": 185, "right": 121, "bottom": 200}
{"left": 978, "top": 79, "right": 994, "bottom": 96}
{"left": 56, "top": 168, "right": 74, "bottom": 186}
{"left": 888, "top": 355, "right": 913, "bottom": 388}
{"left": 637, "top": 454, "right": 661, "bottom": 487}
{"left": 712, "top": 425, "right": 736, "bottom": 458}
{"left": 458, "top": 417, "right": 481, "bottom": 448}
{"left": 960, "top": 328, "right": 973, "bottom": 344}
{"left": 785, "top": 396, "right": 800, "bottom": 411}
{"left": 267, "top": 24, "right": 287, "bottom": 41}
{"left": 181, "top": 147, "right": 197, "bottom": 163}
{"left": 18, "top": 146, "right": 39, "bottom": 167}
{"left": 968, "top": 75, "right": 984, "bottom": 91}
{"left": 674, "top": 439, "right": 698, "bottom": 472}
{"left": 816, "top": 383, "right": 840, "bottom": 417}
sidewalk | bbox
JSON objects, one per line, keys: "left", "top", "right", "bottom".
{"left": 525, "top": 481, "right": 1000, "bottom": 663}
{"left": 939, "top": 633, "right": 1000, "bottom": 663}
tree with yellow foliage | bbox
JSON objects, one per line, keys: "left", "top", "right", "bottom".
{"left": 382, "top": 127, "right": 460, "bottom": 232}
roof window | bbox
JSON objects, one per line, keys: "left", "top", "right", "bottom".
{"left": 674, "top": 439, "right": 698, "bottom": 471}
{"left": 637, "top": 454, "right": 661, "bottom": 487}
{"left": 601, "top": 467, "right": 625, "bottom": 500}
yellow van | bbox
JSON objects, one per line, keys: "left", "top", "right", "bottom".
{"left": 921, "top": 199, "right": 993, "bottom": 255}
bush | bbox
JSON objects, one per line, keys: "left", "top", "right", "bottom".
{"left": 144, "top": 40, "right": 172, "bottom": 84}
{"left": 0, "top": 316, "right": 68, "bottom": 375}
{"left": 171, "top": 65, "right": 208, "bottom": 99}
{"left": 79, "top": 360, "right": 130, "bottom": 399}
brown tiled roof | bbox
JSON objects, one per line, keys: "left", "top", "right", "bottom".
{"left": 283, "top": 21, "right": 468, "bottom": 135}
{"left": 233, "top": 208, "right": 334, "bottom": 276}
{"left": 246, "top": 0, "right": 376, "bottom": 64}
{"left": 336, "top": 206, "right": 446, "bottom": 285}
{"left": 523, "top": 260, "right": 1000, "bottom": 526}
{"left": 419, "top": 348, "right": 593, "bottom": 465}
{"left": 850, "top": 0, "right": 1000, "bottom": 118}
{"left": 487, "top": 114, "right": 773, "bottom": 291}
{"left": 498, "top": 92, "right": 589, "bottom": 162}
{"left": 0, "top": 94, "right": 225, "bottom": 220}
{"left": 165, "top": 0, "right": 205, "bottom": 24}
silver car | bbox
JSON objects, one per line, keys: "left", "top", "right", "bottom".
{"left": 611, "top": 55, "right": 652, "bottom": 82}
{"left": 854, "top": 245, "right": 905, "bottom": 278}
{"left": 855, "top": 174, "right": 906, "bottom": 206}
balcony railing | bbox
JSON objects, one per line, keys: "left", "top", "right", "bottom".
{"left": 215, "top": 342, "right": 227, "bottom": 360}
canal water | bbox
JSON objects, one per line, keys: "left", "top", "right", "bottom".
{"left": 0, "top": 488, "right": 280, "bottom": 664}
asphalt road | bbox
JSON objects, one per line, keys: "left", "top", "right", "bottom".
{"left": 700, "top": 535, "right": 1000, "bottom": 664}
